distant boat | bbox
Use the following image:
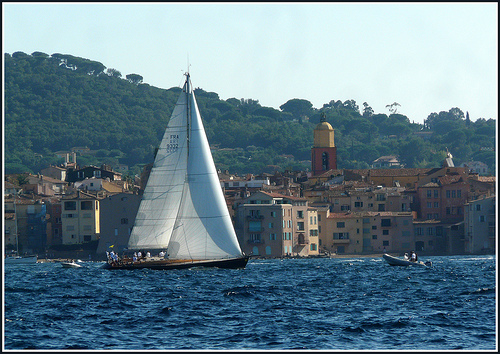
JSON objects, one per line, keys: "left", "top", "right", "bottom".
{"left": 383, "top": 254, "right": 432, "bottom": 267}
{"left": 104, "top": 73, "right": 248, "bottom": 270}
{"left": 61, "top": 260, "right": 82, "bottom": 268}
{"left": 4, "top": 255, "right": 38, "bottom": 264}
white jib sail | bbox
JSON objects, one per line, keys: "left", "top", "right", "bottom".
{"left": 128, "top": 83, "right": 189, "bottom": 250}
{"left": 129, "top": 74, "right": 243, "bottom": 260}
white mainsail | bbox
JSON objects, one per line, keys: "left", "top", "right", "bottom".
{"left": 128, "top": 73, "right": 243, "bottom": 260}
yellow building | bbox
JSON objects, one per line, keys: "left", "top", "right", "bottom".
{"left": 307, "top": 208, "right": 319, "bottom": 256}
{"left": 61, "top": 191, "right": 100, "bottom": 245}
{"left": 317, "top": 209, "right": 414, "bottom": 254}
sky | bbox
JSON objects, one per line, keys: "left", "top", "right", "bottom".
{"left": 2, "top": 2, "right": 498, "bottom": 124}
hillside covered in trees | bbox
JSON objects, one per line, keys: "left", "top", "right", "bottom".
{"left": 4, "top": 52, "right": 497, "bottom": 177}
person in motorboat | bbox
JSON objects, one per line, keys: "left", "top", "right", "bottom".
{"left": 411, "top": 251, "right": 417, "bottom": 262}
{"left": 403, "top": 253, "right": 409, "bottom": 260}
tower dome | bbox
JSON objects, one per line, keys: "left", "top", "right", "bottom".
{"left": 311, "top": 112, "right": 337, "bottom": 175}
{"left": 313, "top": 114, "right": 335, "bottom": 148}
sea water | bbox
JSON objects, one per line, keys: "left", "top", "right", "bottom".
{"left": 3, "top": 255, "right": 497, "bottom": 350}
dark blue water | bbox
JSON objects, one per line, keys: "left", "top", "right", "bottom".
{"left": 4, "top": 255, "right": 497, "bottom": 350}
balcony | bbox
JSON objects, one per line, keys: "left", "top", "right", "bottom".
{"left": 246, "top": 215, "right": 264, "bottom": 220}
{"left": 332, "top": 239, "right": 350, "bottom": 244}
{"left": 247, "top": 239, "right": 265, "bottom": 244}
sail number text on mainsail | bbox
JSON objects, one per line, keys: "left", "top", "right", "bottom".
{"left": 167, "top": 134, "right": 179, "bottom": 153}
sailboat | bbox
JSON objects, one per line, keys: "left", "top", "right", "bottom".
{"left": 104, "top": 73, "right": 248, "bottom": 270}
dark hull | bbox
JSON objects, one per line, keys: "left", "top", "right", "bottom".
{"left": 103, "top": 256, "right": 249, "bottom": 270}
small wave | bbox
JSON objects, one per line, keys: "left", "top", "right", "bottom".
{"left": 459, "top": 287, "right": 495, "bottom": 296}
{"left": 343, "top": 326, "right": 366, "bottom": 333}
{"left": 160, "top": 306, "right": 173, "bottom": 314}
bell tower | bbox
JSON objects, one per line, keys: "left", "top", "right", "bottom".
{"left": 311, "top": 112, "right": 337, "bottom": 175}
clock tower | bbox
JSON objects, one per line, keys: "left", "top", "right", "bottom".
{"left": 311, "top": 113, "right": 337, "bottom": 175}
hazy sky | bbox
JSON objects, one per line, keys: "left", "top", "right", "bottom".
{"left": 3, "top": 2, "right": 498, "bottom": 124}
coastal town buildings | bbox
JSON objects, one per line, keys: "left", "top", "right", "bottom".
{"left": 2, "top": 125, "right": 496, "bottom": 259}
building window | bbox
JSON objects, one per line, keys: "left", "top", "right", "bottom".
{"left": 427, "top": 202, "right": 432, "bottom": 208}
{"left": 382, "top": 241, "right": 389, "bottom": 246}
{"left": 334, "top": 232, "right": 349, "bottom": 239}
{"left": 427, "top": 227, "right": 434, "bottom": 235}
{"left": 434, "top": 202, "right": 439, "bottom": 208}
{"left": 318, "top": 214, "right": 321, "bottom": 222}
{"left": 427, "top": 190, "right": 432, "bottom": 198}
{"left": 81, "top": 201, "right": 93, "bottom": 210}
{"left": 355, "top": 202, "right": 363, "bottom": 208}
{"left": 114, "top": 228, "right": 118, "bottom": 236}
{"left": 382, "top": 230, "right": 389, "bottom": 235}
{"left": 297, "top": 210, "right": 304, "bottom": 218}
{"left": 446, "top": 207, "right": 451, "bottom": 215}
{"left": 457, "top": 190, "right": 461, "bottom": 198}
{"left": 249, "top": 221, "right": 261, "bottom": 232}
{"left": 451, "top": 190, "right": 456, "bottom": 198}
{"left": 121, "top": 218, "right": 128, "bottom": 224}
{"left": 427, "top": 214, "right": 433, "bottom": 219}
{"left": 372, "top": 225, "right": 377, "bottom": 230}
{"left": 297, "top": 222, "right": 305, "bottom": 231}
{"left": 479, "top": 215, "right": 485, "bottom": 222}
{"left": 434, "top": 190, "right": 439, "bottom": 198}
{"left": 337, "top": 222, "right": 345, "bottom": 228}
{"left": 381, "top": 219, "right": 391, "bottom": 227}
{"left": 446, "top": 190, "right": 450, "bottom": 198}
{"left": 64, "top": 201, "right": 77, "bottom": 210}
{"left": 372, "top": 235, "right": 377, "bottom": 240}
{"left": 270, "top": 211, "right": 276, "bottom": 217}
{"left": 476, "top": 204, "right": 482, "bottom": 211}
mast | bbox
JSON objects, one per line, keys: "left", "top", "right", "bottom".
{"left": 186, "top": 72, "right": 191, "bottom": 157}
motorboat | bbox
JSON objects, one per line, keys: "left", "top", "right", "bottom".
{"left": 61, "top": 260, "right": 82, "bottom": 268}
{"left": 383, "top": 254, "right": 432, "bottom": 267}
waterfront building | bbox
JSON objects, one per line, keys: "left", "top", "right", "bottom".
{"left": 234, "top": 191, "right": 310, "bottom": 257}
{"left": 307, "top": 207, "right": 319, "bottom": 256}
{"left": 464, "top": 195, "right": 496, "bottom": 254}
{"left": 61, "top": 191, "right": 100, "bottom": 245}
{"left": 96, "top": 192, "right": 142, "bottom": 256}
{"left": 317, "top": 209, "right": 414, "bottom": 254}
{"left": 4, "top": 196, "right": 47, "bottom": 253}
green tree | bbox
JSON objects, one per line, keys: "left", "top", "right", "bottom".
{"left": 280, "top": 99, "right": 313, "bottom": 120}
{"left": 126, "top": 74, "right": 143, "bottom": 85}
